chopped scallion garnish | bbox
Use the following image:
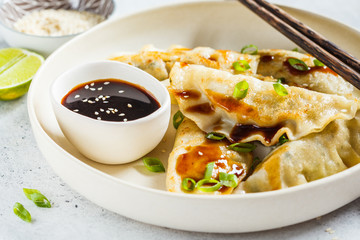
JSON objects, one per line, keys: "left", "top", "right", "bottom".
{"left": 227, "top": 142, "right": 256, "bottom": 153}
{"left": 219, "top": 172, "right": 239, "bottom": 188}
{"left": 273, "top": 79, "right": 288, "bottom": 96}
{"left": 313, "top": 59, "right": 325, "bottom": 67}
{"left": 241, "top": 44, "right": 258, "bottom": 55}
{"left": 233, "top": 80, "right": 249, "bottom": 99}
{"left": 292, "top": 47, "right": 299, "bottom": 52}
{"left": 143, "top": 157, "right": 165, "bottom": 172}
{"left": 13, "top": 202, "right": 31, "bottom": 222}
{"left": 196, "top": 179, "right": 222, "bottom": 192}
{"left": 23, "top": 188, "right": 51, "bottom": 208}
{"left": 205, "top": 132, "right": 226, "bottom": 141}
{"left": 287, "top": 58, "right": 309, "bottom": 71}
{"left": 278, "top": 134, "right": 289, "bottom": 145}
{"left": 173, "top": 110, "right": 184, "bottom": 129}
{"left": 181, "top": 178, "right": 196, "bottom": 191}
{"left": 233, "top": 60, "right": 251, "bottom": 72}
{"left": 204, "top": 162, "right": 215, "bottom": 179}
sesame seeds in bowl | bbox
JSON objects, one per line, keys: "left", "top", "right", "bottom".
{"left": 0, "top": 0, "right": 115, "bottom": 55}
{"left": 50, "top": 61, "right": 171, "bottom": 165}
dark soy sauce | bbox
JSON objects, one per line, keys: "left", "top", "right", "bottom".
{"left": 61, "top": 78, "right": 160, "bottom": 122}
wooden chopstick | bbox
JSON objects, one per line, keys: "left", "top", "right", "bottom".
{"left": 238, "top": 0, "right": 360, "bottom": 90}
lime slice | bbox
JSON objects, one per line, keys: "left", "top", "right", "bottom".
{"left": 0, "top": 48, "right": 44, "bottom": 100}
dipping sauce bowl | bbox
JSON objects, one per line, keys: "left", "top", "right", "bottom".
{"left": 50, "top": 61, "right": 171, "bottom": 164}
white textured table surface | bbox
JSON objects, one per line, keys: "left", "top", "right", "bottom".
{"left": 1, "top": 0, "right": 360, "bottom": 239}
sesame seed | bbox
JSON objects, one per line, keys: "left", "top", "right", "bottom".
{"left": 103, "top": 101, "right": 109, "bottom": 103}
{"left": 119, "top": 113, "right": 125, "bottom": 116}
{"left": 127, "top": 104, "right": 132, "bottom": 108}
{"left": 123, "top": 118, "right": 128, "bottom": 122}
{"left": 74, "top": 95, "right": 80, "bottom": 98}
{"left": 105, "top": 96, "right": 110, "bottom": 98}
{"left": 161, "top": 149, "right": 166, "bottom": 153}
{"left": 98, "top": 87, "right": 103, "bottom": 91}
{"left": 84, "top": 85, "right": 89, "bottom": 89}
{"left": 106, "top": 110, "right": 110, "bottom": 114}
{"left": 88, "top": 100, "right": 94, "bottom": 104}
{"left": 73, "top": 109, "right": 79, "bottom": 112}
{"left": 118, "top": 90, "right": 124, "bottom": 93}
{"left": 94, "top": 112, "right": 99, "bottom": 115}
{"left": 100, "top": 108, "right": 104, "bottom": 112}
{"left": 108, "top": 108, "right": 114, "bottom": 110}
{"left": 111, "top": 110, "right": 115, "bottom": 114}
{"left": 95, "top": 98, "right": 99, "bottom": 101}
{"left": 82, "top": 98, "right": 88, "bottom": 102}
{"left": 98, "top": 95, "right": 104, "bottom": 98}
{"left": 90, "top": 83, "right": 95, "bottom": 86}
{"left": 104, "top": 82, "right": 110, "bottom": 85}
{"left": 198, "top": 151, "right": 203, "bottom": 156}
{"left": 102, "top": 97, "right": 106, "bottom": 100}
{"left": 90, "top": 88, "right": 96, "bottom": 91}
{"left": 97, "top": 117, "right": 101, "bottom": 120}
{"left": 114, "top": 109, "right": 118, "bottom": 112}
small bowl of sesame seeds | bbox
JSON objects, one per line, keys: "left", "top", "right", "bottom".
{"left": 0, "top": 0, "right": 115, "bottom": 56}
{"left": 50, "top": 60, "right": 171, "bottom": 165}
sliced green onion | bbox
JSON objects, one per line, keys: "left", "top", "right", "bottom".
{"left": 143, "top": 157, "right": 165, "bottom": 172}
{"left": 206, "top": 132, "right": 226, "bottom": 141}
{"left": 23, "top": 188, "right": 51, "bottom": 208}
{"left": 250, "top": 157, "right": 262, "bottom": 172}
{"left": 196, "top": 179, "right": 222, "bottom": 192}
{"left": 287, "top": 58, "right": 309, "bottom": 71}
{"left": 13, "top": 202, "right": 31, "bottom": 222}
{"left": 227, "top": 142, "right": 256, "bottom": 153}
{"left": 292, "top": 47, "right": 299, "bottom": 52}
{"left": 204, "top": 162, "right": 215, "bottom": 179}
{"left": 181, "top": 178, "right": 196, "bottom": 191}
{"left": 219, "top": 172, "right": 239, "bottom": 188}
{"left": 273, "top": 79, "right": 288, "bottom": 96}
{"left": 277, "top": 77, "right": 286, "bottom": 83}
{"left": 233, "top": 80, "right": 249, "bottom": 99}
{"left": 278, "top": 134, "right": 289, "bottom": 145}
{"left": 173, "top": 110, "right": 184, "bottom": 129}
{"left": 313, "top": 59, "right": 325, "bottom": 67}
{"left": 241, "top": 44, "right": 258, "bottom": 55}
{"left": 233, "top": 60, "right": 251, "bottom": 72}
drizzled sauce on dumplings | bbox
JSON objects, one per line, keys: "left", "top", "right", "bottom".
{"left": 284, "top": 58, "right": 338, "bottom": 76}
{"left": 230, "top": 124, "right": 283, "bottom": 144}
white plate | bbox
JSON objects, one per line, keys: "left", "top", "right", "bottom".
{"left": 27, "top": 1, "right": 360, "bottom": 233}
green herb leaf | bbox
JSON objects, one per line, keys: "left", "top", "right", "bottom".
{"left": 277, "top": 77, "right": 286, "bottom": 84}
{"left": 205, "top": 132, "right": 226, "bottom": 141}
{"left": 204, "top": 162, "right": 215, "bottom": 179}
{"left": 23, "top": 188, "right": 51, "bottom": 208}
{"left": 292, "top": 47, "right": 299, "bottom": 52}
{"left": 287, "top": 58, "right": 309, "bottom": 71}
{"left": 181, "top": 178, "right": 196, "bottom": 191}
{"left": 233, "top": 80, "right": 249, "bottom": 99}
{"left": 196, "top": 179, "right": 222, "bottom": 192}
{"left": 219, "top": 172, "right": 239, "bottom": 188}
{"left": 173, "top": 110, "right": 184, "bottom": 129}
{"left": 233, "top": 60, "right": 251, "bottom": 72}
{"left": 227, "top": 142, "right": 256, "bottom": 153}
{"left": 278, "top": 134, "right": 289, "bottom": 145}
{"left": 273, "top": 79, "right": 288, "bottom": 96}
{"left": 250, "top": 157, "right": 262, "bottom": 172}
{"left": 13, "top": 202, "right": 31, "bottom": 222}
{"left": 241, "top": 44, "right": 258, "bottom": 55}
{"left": 313, "top": 59, "right": 325, "bottom": 67}
{"left": 143, "top": 157, "right": 165, "bottom": 172}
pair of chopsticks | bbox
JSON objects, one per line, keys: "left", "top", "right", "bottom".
{"left": 238, "top": 0, "right": 360, "bottom": 90}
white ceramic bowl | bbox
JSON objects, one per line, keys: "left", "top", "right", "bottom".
{"left": 50, "top": 61, "right": 171, "bottom": 164}
{"left": 0, "top": 0, "right": 115, "bottom": 56}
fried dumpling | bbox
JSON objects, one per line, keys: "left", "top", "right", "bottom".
{"left": 169, "top": 62, "right": 358, "bottom": 146}
{"left": 110, "top": 45, "right": 259, "bottom": 80}
{"left": 257, "top": 49, "right": 360, "bottom": 99}
{"left": 240, "top": 114, "right": 360, "bottom": 193}
{"left": 166, "top": 118, "right": 252, "bottom": 194}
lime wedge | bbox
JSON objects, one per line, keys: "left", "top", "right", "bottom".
{"left": 0, "top": 48, "right": 44, "bottom": 100}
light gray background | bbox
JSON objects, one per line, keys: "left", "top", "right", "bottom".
{"left": 0, "top": 0, "right": 359, "bottom": 239}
